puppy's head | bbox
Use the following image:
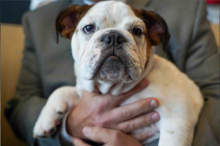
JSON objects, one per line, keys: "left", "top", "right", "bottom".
{"left": 56, "top": 1, "right": 170, "bottom": 83}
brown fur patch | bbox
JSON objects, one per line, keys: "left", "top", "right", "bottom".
{"left": 56, "top": 5, "right": 94, "bottom": 42}
{"left": 146, "top": 36, "right": 151, "bottom": 62}
{"left": 130, "top": 6, "right": 170, "bottom": 50}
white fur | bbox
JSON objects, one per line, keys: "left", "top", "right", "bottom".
{"left": 33, "top": 2, "right": 203, "bottom": 146}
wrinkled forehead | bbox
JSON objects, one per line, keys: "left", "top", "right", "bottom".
{"left": 89, "top": 1, "right": 135, "bottom": 18}
{"left": 81, "top": 1, "right": 142, "bottom": 27}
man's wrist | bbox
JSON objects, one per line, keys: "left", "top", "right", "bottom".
{"left": 66, "top": 106, "right": 89, "bottom": 139}
{"left": 66, "top": 111, "right": 73, "bottom": 136}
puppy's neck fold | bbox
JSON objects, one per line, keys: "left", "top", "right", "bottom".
{"left": 75, "top": 47, "right": 155, "bottom": 97}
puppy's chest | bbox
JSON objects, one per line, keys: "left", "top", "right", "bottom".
{"left": 120, "top": 57, "right": 193, "bottom": 116}
{"left": 121, "top": 65, "right": 181, "bottom": 107}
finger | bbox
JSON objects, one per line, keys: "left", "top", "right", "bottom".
{"left": 93, "top": 86, "right": 101, "bottom": 93}
{"left": 111, "top": 98, "right": 159, "bottom": 123}
{"left": 115, "top": 79, "right": 148, "bottom": 106}
{"left": 83, "top": 126, "right": 120, "bottom": 144}
{"left": 72, "top": 138, "right": 91, "bottom": 146}
{"left": 117, "top": 112, "right": 160, "bottom": 133}
{"left": 124, "top": 79, "right": 148, "bottom": 98}
{"left": 82, "top": 89, "right": 100, "bottom": 98}
{"left": 130, "top": 132, "right": 154, "bottom": 141}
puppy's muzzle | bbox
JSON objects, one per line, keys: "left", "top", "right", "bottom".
{"left": 102, "top": 32, "right": 127, "bottom": 47}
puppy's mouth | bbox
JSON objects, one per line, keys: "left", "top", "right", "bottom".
{"left": 100, "top": 55, "right": 125, "bottom": 79}
{"left": 92, "top": 47, "right": 132, "bottom": 80}
{"left": 105, "top": 55, "right": 120, "bottom": 61}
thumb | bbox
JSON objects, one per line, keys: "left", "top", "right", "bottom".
{"left": 82, "top": 126, "right": 116, "bottom": 144}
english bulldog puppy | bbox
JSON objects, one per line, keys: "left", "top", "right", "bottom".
{"left": 33, "top": 1, "right": 204, "bottom": 146}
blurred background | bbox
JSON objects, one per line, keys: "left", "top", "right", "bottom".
{"left": 1, "top": 0, "right": 219, "bottom": 146}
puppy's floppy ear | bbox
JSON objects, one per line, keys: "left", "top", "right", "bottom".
{"left": 55, "top": 5, "right": 93, "bottom": 43}
{"left": 132, "top": 8, "right": 170, "bottom": 49}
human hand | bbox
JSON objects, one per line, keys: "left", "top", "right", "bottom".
{"left": 72, "top": 127, "right": 142, "bottom": 146}
{"left": 67, "top": 79, "right": 160, "bottom": 140}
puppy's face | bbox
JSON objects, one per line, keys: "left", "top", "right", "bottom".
{"left": 56, "top": 1, "right": 169, "bottom": 83}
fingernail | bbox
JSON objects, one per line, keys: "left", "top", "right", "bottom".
{"left": 150, "top": 100, "right": 158, "bottom": 108}
{"left": 147, "top": 132, "right": 154, "bottom": 137}
{"left": 83, "top": 127, "right": 91, "bottom": 136}
{"left": 151, "top": 113, "right": 160, "bottom": 121}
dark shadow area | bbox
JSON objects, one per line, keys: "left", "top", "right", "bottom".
{"left": 1, "top": 0, "right": 30, "bottom": 24}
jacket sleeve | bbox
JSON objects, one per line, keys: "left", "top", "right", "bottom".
{"left": 4, "top": 13, "right": 61, "bottom": 146}
{"left": 184, "top": 1, "right": 219, "bottom": 145}
{"left": 185, "top": 0, "right": 219, "bottom": 100}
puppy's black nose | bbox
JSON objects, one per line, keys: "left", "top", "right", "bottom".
{"left": 102, "top": 32, "right": 126, "bottom": 46}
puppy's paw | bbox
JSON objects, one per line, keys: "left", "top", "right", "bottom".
{"left": 33, "top": 102, "right": 67, "bottom": 138}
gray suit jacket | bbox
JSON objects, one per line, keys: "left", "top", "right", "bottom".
{"left": 4, "top": 0, "right": 219, "bottom": 146}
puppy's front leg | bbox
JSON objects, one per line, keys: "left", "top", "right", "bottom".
{"left": 158, "top": 118, "right": 195, "bottom": 146}
{"left": 33, "top": 86, "right": 79, "bottom": 138}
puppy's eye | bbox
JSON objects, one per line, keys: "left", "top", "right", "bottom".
{"left": 132, "top": 28, "right": 142, "bottom": 36}
{"left": 83, "top": 25, "right": 95, "bottom": 33}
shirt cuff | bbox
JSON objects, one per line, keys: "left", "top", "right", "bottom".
{"left": 30, "top": 0, "right": 57, "bottom": 10}
{"left": 59, "top": 111, "right": 74, "bottom": 146}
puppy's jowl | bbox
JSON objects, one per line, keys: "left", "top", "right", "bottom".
{"left": 33, "top": 1, "right": 203, "bottom": 146}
